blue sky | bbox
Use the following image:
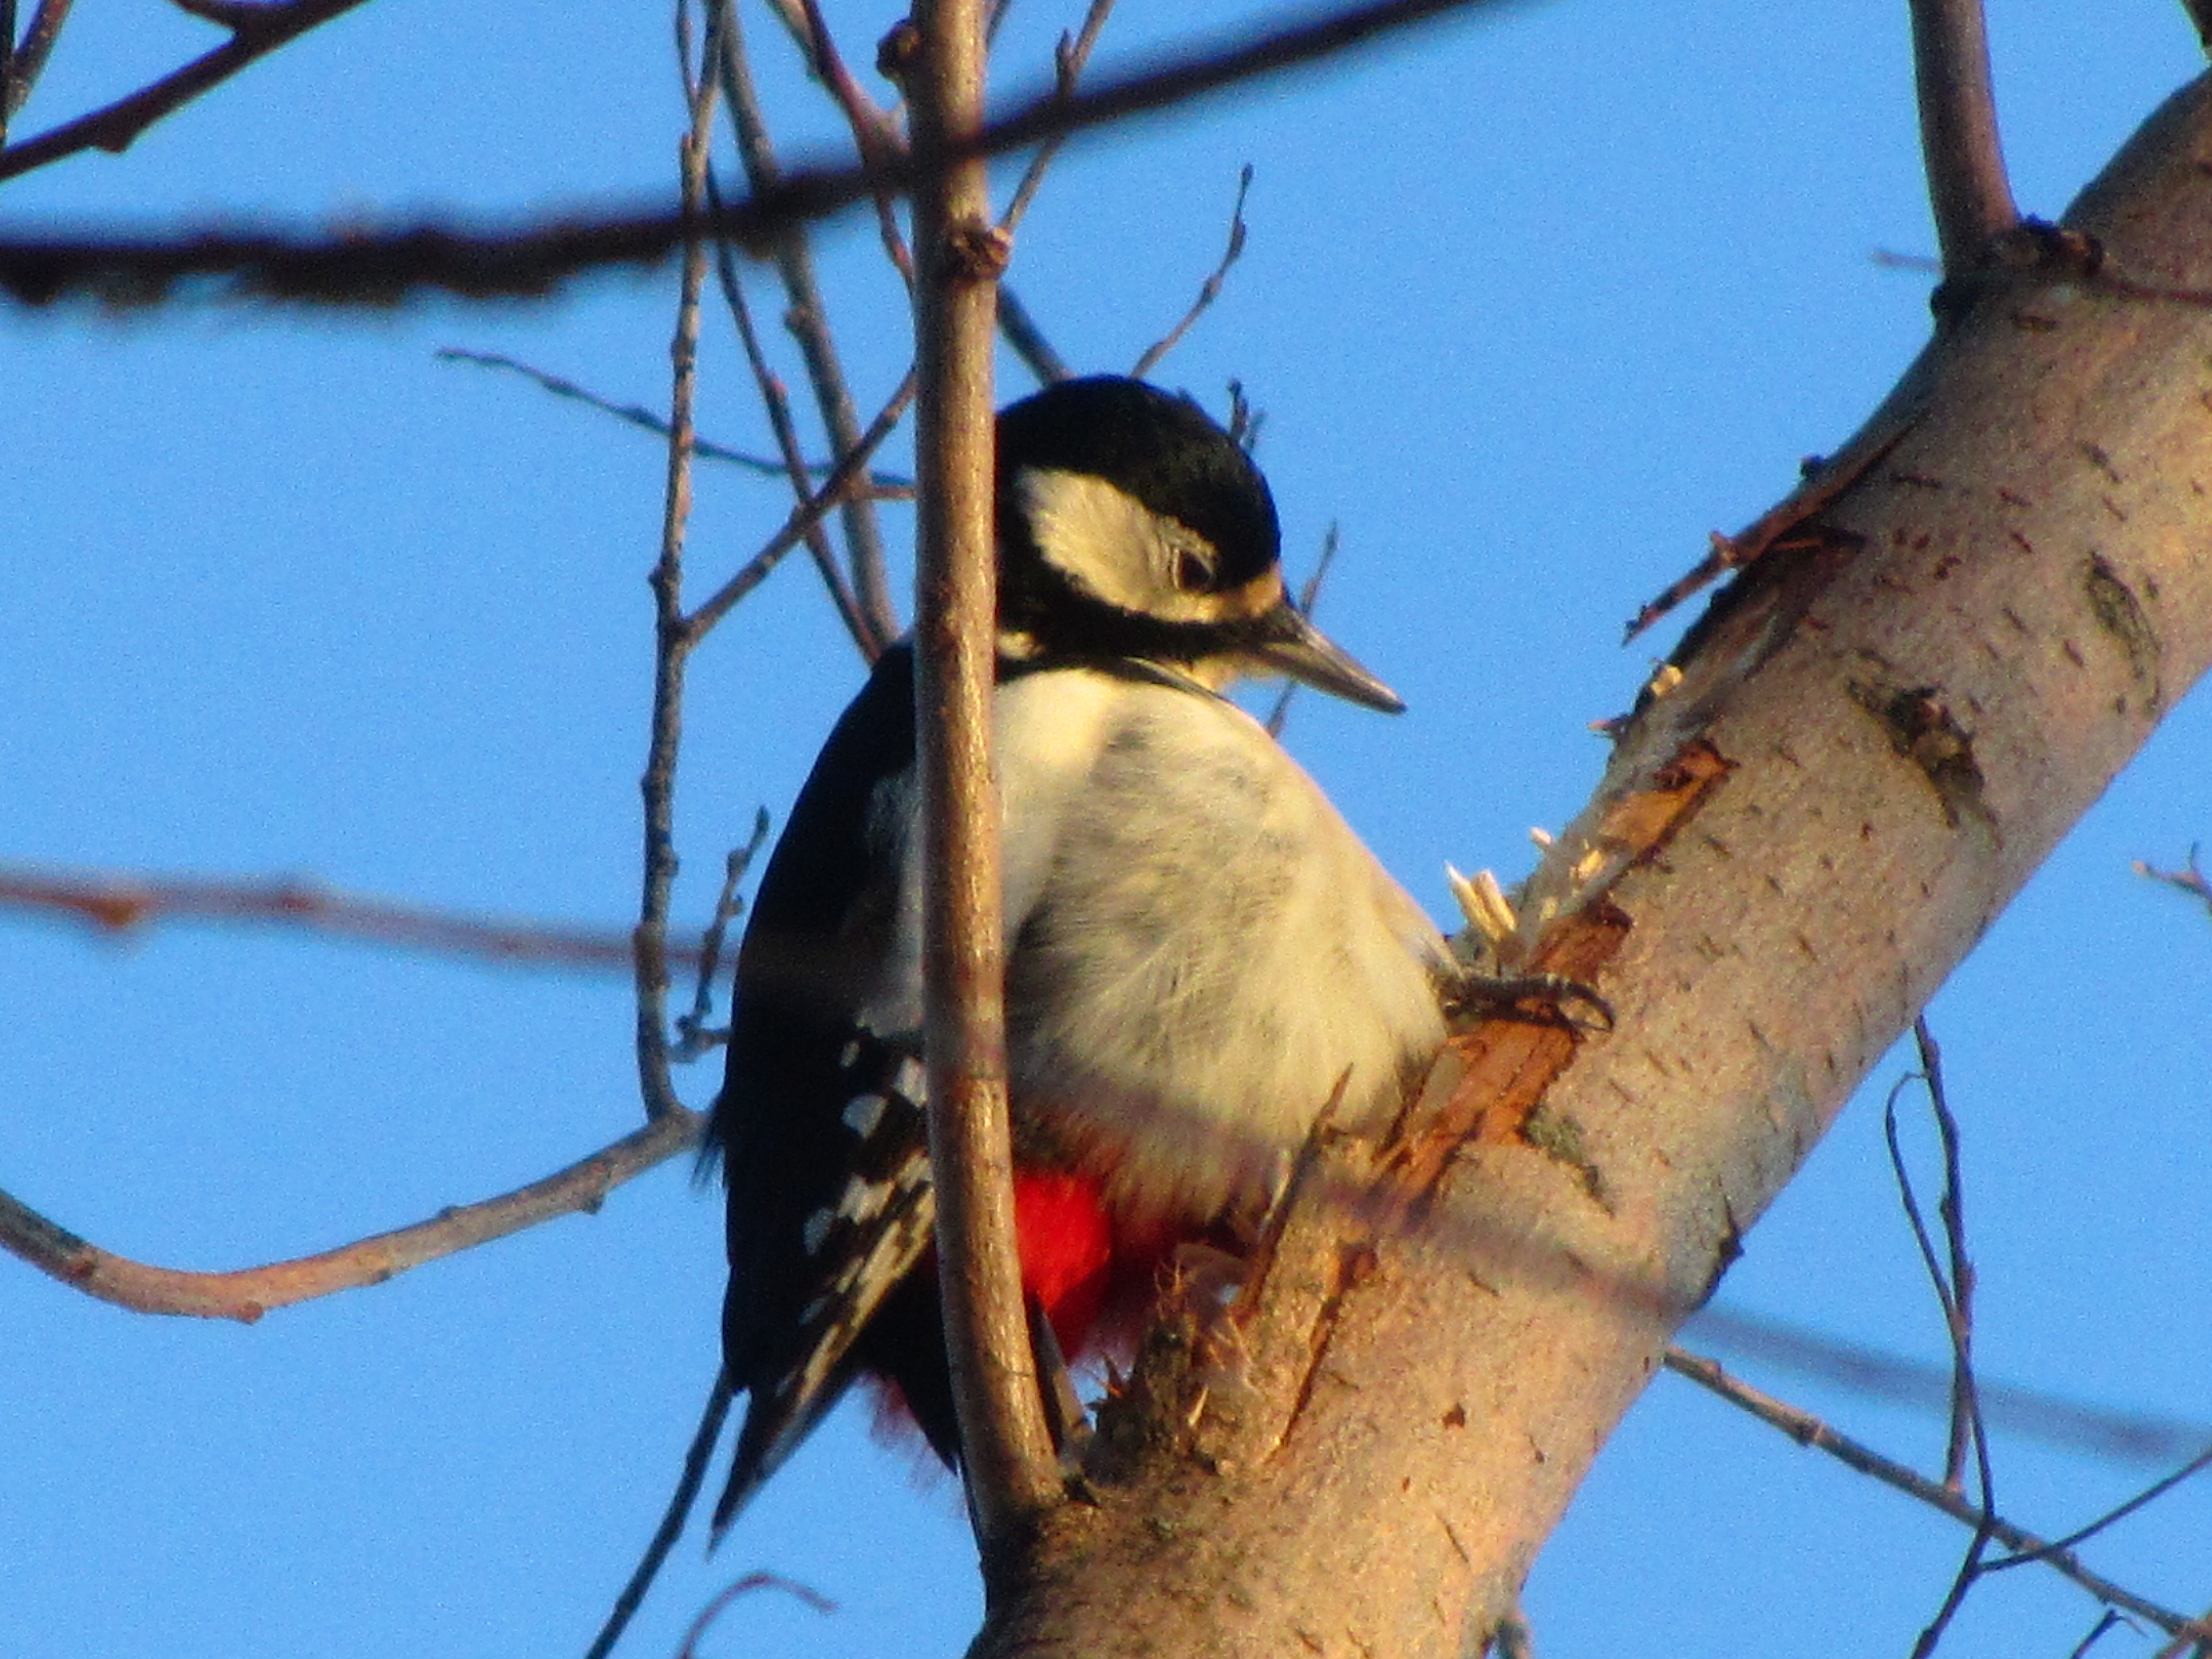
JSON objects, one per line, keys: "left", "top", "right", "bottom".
{"left": 5, "top": 2, "right": 2210, "bottom": 1655}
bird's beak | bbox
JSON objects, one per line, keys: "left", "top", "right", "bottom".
{"left": 1250, "top": 603, "right": 1406, "bottom": 714}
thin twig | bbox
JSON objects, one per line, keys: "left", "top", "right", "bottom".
{"left": 1665, "top": 1350, "right": 2212, "bottom": 1646}
{"left": 1265, "top": 521, "right": 1341, "bottom": 737}
{"left": 909, "top": 0, "right": 1061, "bottom": 1550}
{"left": 634, "top": 0, "right": 722, "bottom": 1128}
{"left": 0, "top": 1108, "right": 703, "bottom": 1320}
{"left": 789, "top": 0, "right": 915, "bottom": 284}
{"left": 2137, "top": 845, "right": 2212, "bottom": 922}
{"left": 583, "top": 1368, "right": 737, "bottom": 1659}
{"left": 1989, "top": 1441, "right": 2212, "bottom": 1573}
{"left": 997, "top": 0, "right": 1117, "bottom": 233}
{"left": 1886, "top": 1018, "right": 2000, "bottom": 1658}
{"left": 1130, "top": 163, "right": 1252, "bottom": 379}
{"left": 0, "top": 0, "right": 1524, "bottom": 303}
{"left": 0, "top": 0, "right": 373, "bottom": 180}
{"left": 684, "top": 368, "right": 918, "bottom": 642}
{"left": 2, "top": 0, "right": 73, "bottom": 127}
{"left": 997, "top": 284, "right": 1071, "bottom": 384}
{"left": 674, "top": 1572, "right": 835, "bottom": 1659}
{"left": 1907, "top": 0, "right": 2020, "bottom": 276}
{"left": 0, "top": 863, "right": 742, "bottom": 970}
{"left": 672, "top": 809, "right": 772, "bottom": 1061}
{"left": 715, "top": 6, "right": 903, "bottom": 647}
{"left": 433, "top": 347, "right": 911, "bottom": 491}
{"left": 1916, "top": 1020, "right": 1978, "bottom": 1490}
{"left": 1687, "top": 1306, "right": 2212, "bottom": 1466}
{"left": 703, "top": 162, "right": 882, "bottom": 658}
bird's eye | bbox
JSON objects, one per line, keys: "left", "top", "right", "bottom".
{"left": 1173, "top": 547, "right": 1215, "bottom": 592}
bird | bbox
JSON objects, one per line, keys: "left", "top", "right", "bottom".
{"left": 707, "top": 374, "right": 1455, "bottom": 1533}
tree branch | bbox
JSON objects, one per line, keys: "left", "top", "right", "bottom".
{"left": 633, "top": 0, "right": 721, "bottom": 1128}
{"left": 714, "top": 3, "right": 902, "bottom": 650}
{"left": 1908, "top": 0, "right": 2020, "bottom": 274}
{"left": 0, "top": 0, "right": 375, "bottom": 181}
{"left": 0, "top": 0, "right": 1522, "bottom": 308}
{"left": 1665, "top": 1350, "right": 2212, "bottom": 1646}
{"left": 909, "top": 0, "right": 1060, "bottom": 1561}
{"left": 0, "top": 1107, "right": 701, "bottom": 1320}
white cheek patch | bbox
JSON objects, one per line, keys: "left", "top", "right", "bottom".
{"left": 1016, "top": 466, "right": 1221, "bottom": 623}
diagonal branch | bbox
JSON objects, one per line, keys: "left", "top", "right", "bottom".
{"left": 0, "top": 0, "right": 1523, "bottom": 306}
{"left": 1665, "top": 1350, "right": 2212, "bottom": 1647}
{"left": 715, "top": 5, "right": 902, "bottom": 649}
{"left": 0, "top": 1107, "right": 702, "bottom": 1321}
{"left": 0, "top": 0, "right": 376, "bottom": 180}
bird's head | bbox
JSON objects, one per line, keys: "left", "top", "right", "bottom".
{"left": 993, "top": 375, "right": 1403, "bottom": 713}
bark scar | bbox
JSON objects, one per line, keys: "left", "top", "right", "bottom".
{"left": 2083, "top": 552, "right": 2164, "bottom": 713}
{"left": 1846, "top": 680, "right": 1993, "bottom": 834}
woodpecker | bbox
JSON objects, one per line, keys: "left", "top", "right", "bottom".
{"left": 709, "top": 375, "right": 1453, "bottom": 1531}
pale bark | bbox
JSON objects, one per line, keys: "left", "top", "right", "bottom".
{"left": 970, "top": 73, "right": 2212, "bottom": 1658}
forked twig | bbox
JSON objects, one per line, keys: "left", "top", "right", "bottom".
{"left": 715, "top": 4, "right": 903, "bottom": 644}
{"left": 434, "top": 347, "right": 911, "bottom": 492}
{"left": 0, "top": 0, "right": 373, "bottom": 180}
{"left": 1666, "top": 1350, "right": 2212, "bottom": 1646}
{"left": 1130, "top": 163, "right": 1252, "bottom": 378}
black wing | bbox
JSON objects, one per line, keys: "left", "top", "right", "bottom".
{"left": 709, "top": 644, "right": 959, "bottom": 1530}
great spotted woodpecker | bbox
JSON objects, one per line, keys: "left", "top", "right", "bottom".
{"left": 708, "top": 375, "right": 1453, "bottom": 1530}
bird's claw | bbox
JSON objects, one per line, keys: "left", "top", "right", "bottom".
{"left": 1443, "top": 968, "right": 1613, "bottom": 1034}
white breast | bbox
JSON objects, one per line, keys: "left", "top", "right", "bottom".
{"left": 994, "top": 668, "right": 1450, "bottom": 1223}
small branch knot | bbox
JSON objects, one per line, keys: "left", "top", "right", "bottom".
{"left": 945, "top": 218, "right": 1013, "bottom": 282}
{"left": 876, "top": 19, "right": 921, "bottom": 87}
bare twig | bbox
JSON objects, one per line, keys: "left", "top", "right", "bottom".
{"left": 0, "top": 1107, "right": 703, "bottom": 1320}
{"left": 1990, "top": 1442, "right": 2212, "bottom": 1573}
{"left": 792, "top": 0, "right": 916, "bottom": 284}
{"left": 1130, "top": 163, "right": 1252, "bottom": 379}
{"left": 684, "top": 367, "right": 918, "bottom": 642}
{"left": 634, "top": 0, "right": 723, "bottom": 1128}
{"left": 1907, "top": 0, "right": 2020, "bottom": 276}
{"left": 714, "top": 5, "right": 902, "bottom": 646}
{"left": 2, "top": 0, "right": 74, "bottom": 129}
{"left": 433, "top": 347, "right": 911, "bottom": 491}
{"left": 674, "top": 1572, "right": 835, "bottom": 1659}
{"left": 703, "top": 163, "right": 883, "bottom": 658}
{"left": 997, "top": 0, "right": 1117, "bottom": 233}
{"left": 0, "top": 863, "right": 689, "bottom": 971}
{"left": 910, "top": 0, "right": 1060, "bottom": 1550}
{"left": 672, "top": 810, "right": 772, "bottom": 1061}
{"left": 1665, "top": 1349, "right": 2212, "bottom": 1646}
{"left": 997, "top": 284, "right": 1071, "bottom": 384}
{"left": 2137, "top": 845, "right": 2212, "bottom": 922}
{"left": 1886, "top": 1018, "right": 1999, "bottom": 1657}
{"left": 1687, "top": 1306, "right": 2212, "bottom": 1466}
{"left": 0, "top": 0, "right": 1524, "bottom": 306}
{"left": 1265, "top": 521, "right": 1340, "bottom": 737}
{"left": 583, "top": 1368, "right": 738, "bottom": 1659}
{"left": 0, "top": 0, "right": 374, "bottom": 181}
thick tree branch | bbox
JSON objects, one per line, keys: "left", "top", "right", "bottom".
{"left": 0, "top": 0, "right": 1520, "bottom": 308}
{"left": 972, "top": 73, "right": 2212, "bottom": 1657}
{"left": 0, "top": 1107, "right": 701, "bottom": 1320}
{"left": 910, "top": 0, "right": 1061, "bottom": 1560}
